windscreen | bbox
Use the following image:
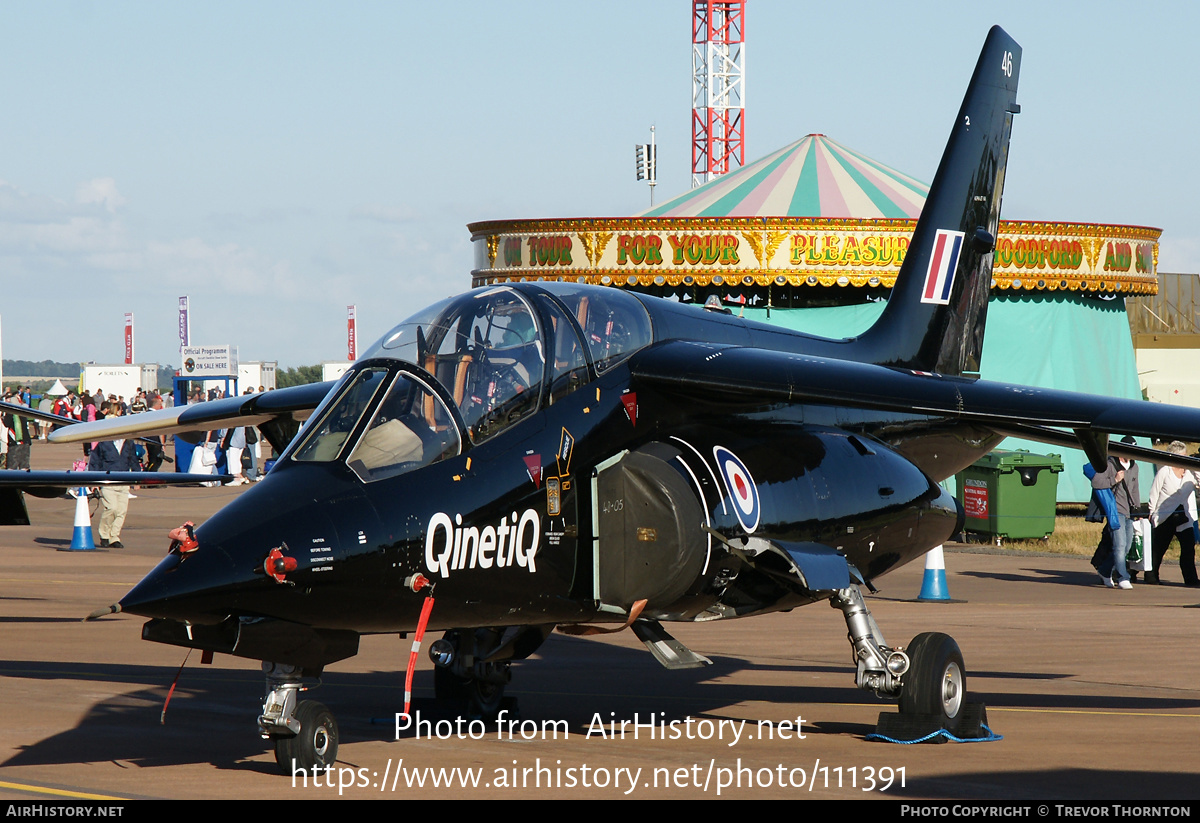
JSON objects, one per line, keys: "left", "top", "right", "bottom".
{"left": 345, "top": 373, "right": 460, "bottom": 482}
{"left": 291, "top": 366, "right": 389, "bottom": 463}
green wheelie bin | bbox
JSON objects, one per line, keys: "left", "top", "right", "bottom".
{"left": 956, "top": 449, "right": 1064, "bottom": 543}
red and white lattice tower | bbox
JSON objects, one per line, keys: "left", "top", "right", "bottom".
{"left": 691, "top": 0, "right": 745, "bottom": 189}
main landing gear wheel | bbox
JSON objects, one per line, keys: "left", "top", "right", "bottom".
{"left": 432, "top": 629, "right": 511, "bottom": 721}
{"left": 899, "top": 632, "right": 965, "bottom": 732}
{"left": 274, "top": 700, "right": 339, "bottom": 772}
{"left": 433, "top": 658, "right": 509, "bottom": 720}
{"left": 468, "top": 674, "right": 506, "bottom": 720}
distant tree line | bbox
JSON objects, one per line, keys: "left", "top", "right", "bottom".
{"left": 3, "top": 361, "right": 181, "bottom": 393}
{"left": 3, "top": 359, "right": 322, "bottom": 391}
{"left": 277, "top": 365, "right": 323, "bottom": 388}
{"left": 2, "top": 359, "right": 81, "bottom": 378}
{"left": 156, "top": 366, "right": 176, "bottom": 390}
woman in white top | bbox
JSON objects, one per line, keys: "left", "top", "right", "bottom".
{"left": 1147, "top": 441, "right": 1199, "bottom": 586}
{"left": 222, "top": 427, "right": 249, "bottom": 486}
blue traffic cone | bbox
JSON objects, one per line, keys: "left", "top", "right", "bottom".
{"left": 917, "top": 544, "right": 950, "bottom": 601}
{"left": 63, "top": 487, "right": 96, "bottom": 552}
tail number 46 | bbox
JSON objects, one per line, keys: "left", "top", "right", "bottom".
{"left": 1001, "top": 51, "right": 1013, "bottom": 78}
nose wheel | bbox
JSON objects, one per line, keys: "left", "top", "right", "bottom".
{"left": 260, "top": 664, "right": 339, "bottom": 774}
{"left": 273, "top": 700, "right": 339, "bottom": 773}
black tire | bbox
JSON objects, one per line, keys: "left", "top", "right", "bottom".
{"left": 434, "top": 660, "right": 469, "bottom": 701}
{"left": 468, "top": 675, "right": 506, "bottom": 721}
{"left": 434, "top": 664, "right": 507, "bottom": 721}
{"left": 899, "top": 632, "right": 966, "bottom": 731}
{"left": 274, "top": 700, "right": 339, "bottom": 774}
{"left": 432, "top": 629, "right": 508, "bottom": 721}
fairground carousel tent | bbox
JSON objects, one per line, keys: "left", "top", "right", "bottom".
{"left": 468, "top": 134, "right": 1161, "bottom": 502}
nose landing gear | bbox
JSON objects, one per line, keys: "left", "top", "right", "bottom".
{"left": 259, "top": 662, "right": 339, "bottom": 773}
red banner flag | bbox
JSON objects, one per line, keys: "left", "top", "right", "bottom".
{"left": 124, "top": 313, "right": 134, "bottom": 364}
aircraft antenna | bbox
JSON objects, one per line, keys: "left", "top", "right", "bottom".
{"left": 691, "top": 0, "right": 745, "bottom": 189}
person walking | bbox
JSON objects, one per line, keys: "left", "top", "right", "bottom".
{"left": 1091, "top": 439, "right": 1142, "bottom": 590}
{"left": 2, "top": 394, "right": 35, "bottom": 470}
{"left": 1147, "top": 441, "right": 1200, "bottom": 586}
{"left": 87, "top": 404, "right": 137, "bottom": 548}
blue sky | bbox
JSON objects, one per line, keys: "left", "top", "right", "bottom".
{"left": 1, "top": 1, "right": 1196, "bottom": 368}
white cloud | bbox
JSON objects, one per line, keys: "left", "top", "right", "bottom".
{"left": 0, "top": 180, "right": 130, "bottom": 260}
{"left": 0, "top": 180, "right": 53, "bottom": 222}
{"left": 139, "top": 238, "right": 298, "bottom": 297}
{"left": 75, "top": 177, "right": 127, "bottom": 213}
{"left": 0, "top": 177, "right": 309, "bottom": 305}
{"left": 0, "top": 179, "right": 457, "bottom": 364}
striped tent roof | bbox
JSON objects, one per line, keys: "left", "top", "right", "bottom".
{"left": 640, "top": 134, "right": 929, "bottom": 219}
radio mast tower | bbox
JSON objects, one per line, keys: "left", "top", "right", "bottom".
{"left": 691, "top": 0, "right": 745, "bottom": 189}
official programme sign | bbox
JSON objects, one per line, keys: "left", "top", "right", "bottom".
{"left": 181, "top": 345, "right": 239, "bottom": 378}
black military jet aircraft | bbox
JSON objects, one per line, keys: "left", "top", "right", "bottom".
{"left": 28, "top": 26, "right": 1200, "bottom": 773}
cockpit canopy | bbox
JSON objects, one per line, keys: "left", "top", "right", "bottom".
{"left": 290, "top": 284, "right": 653, "bottom": 482}
{"left": 374, "top": 287, "right": 546, "bottom": 442}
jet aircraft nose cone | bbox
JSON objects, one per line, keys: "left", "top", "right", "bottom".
{"left": 118, "top": 478, "right": 302, "bottom": 622}
{"left": 118, "top": 540, "right": 240, "bottom": 623}
{"left": 118, "top": 555, "right": 182, "bottom": 617}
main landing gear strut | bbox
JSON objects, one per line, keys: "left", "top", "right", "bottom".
{"left": 426, "top": 625, "right": 551, "bottom": 720}
{"left": 429, "top": 628, "right": 513, "bottom": 720}
{"left": 829, "top": 584, "right": 980, "bottom": 739}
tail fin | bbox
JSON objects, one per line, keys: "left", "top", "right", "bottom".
{"left": 855, "top": 26, "right": 1021, "bottom": 377}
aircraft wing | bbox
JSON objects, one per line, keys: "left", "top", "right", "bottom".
{"left": 0, "top": 470, "right": 229, "bottom": 490}
{"left": 0, "top": 400, "right": 78, "bottom": 429}
{"left": 631, "top": 341, "right": 1200, "bottom": 472}
{"left": 0, "top": 470, "right": 233, "bottom": 525}
{"left": 47, "top": 382, "right": 334, "bottom": 450}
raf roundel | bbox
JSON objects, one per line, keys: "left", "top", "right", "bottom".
{"left": 713, "top": 446, "right": 760, "bottom": 534}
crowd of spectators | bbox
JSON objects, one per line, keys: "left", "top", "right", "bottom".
{"left": 3, "top": 382, "right": 272, "bottom": 548}
{"left": 3, "top": 383, "right": 271, "bottom": 479}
